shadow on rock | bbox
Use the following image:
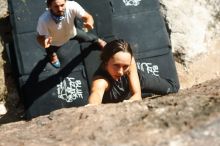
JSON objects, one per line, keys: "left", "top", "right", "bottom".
{"left": 0, "top": 16, "right": 25, "bottom": 125}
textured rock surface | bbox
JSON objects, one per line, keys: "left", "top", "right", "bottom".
{"left": 160, "top": 0, "right": 220, "bottom": 64}
{"left": 0, "top": 78, "right": 220, "bottom": 146}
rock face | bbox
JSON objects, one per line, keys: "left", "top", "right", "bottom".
{"left": 160, "top": 0, "right": 220, "bottom": 64}
{"left": 0, "top": 0, "right": 7, "bottom": 18}
{"left": 0, "top": 78, "right": 220, "bottom": 146}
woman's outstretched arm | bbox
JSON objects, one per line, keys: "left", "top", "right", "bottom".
{"left": 88, "top": 77, "right": 108, "bottom": 105}
{"left": 127, "top": 57, "right": 142, "bottom": 101}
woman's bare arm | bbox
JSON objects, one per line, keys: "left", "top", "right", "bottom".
{"left": 127, "top": 57, "right": 142, "bottom": 101}
{"left": 88, "top": 77, "right": 108, "bottom": 105}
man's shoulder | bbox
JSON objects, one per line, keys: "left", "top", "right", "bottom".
{"left": 38, "top": 11, "right": 50, "bottom": 21}
{"left": 66, "top": 0, "right": 82, "bottom": 9}
{"left": 66, "top": 0, "right": 79, "bottom": 6}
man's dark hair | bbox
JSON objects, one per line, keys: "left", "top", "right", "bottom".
{"left": 46, "top": 0, "right": 66, "bottom": 7}
{"left": 46, "top": 0, "right": 54, "bottom": 7}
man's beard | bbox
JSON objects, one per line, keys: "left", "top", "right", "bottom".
{"left": 51, "top": 10, "right": 65, "bottom": 17}
{"left": 50, "top": 9, "right": 66, "bottom": 23}
{"left": 57, "top": 11, "right": 65, "bottom": 16}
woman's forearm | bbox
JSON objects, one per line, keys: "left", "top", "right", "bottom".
{"left": 88, "top": 92, "right": 102, "bottom": 105}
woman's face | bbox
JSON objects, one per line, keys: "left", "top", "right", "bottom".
{"left": 106, "top": 51, "right": 132, "bottom": 80}
{"left": 50, "top": 0, "right": 66, "bottom": 16}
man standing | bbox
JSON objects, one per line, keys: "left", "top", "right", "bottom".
{"left": 37, "top": 0, "right": 106, "bottom": 68}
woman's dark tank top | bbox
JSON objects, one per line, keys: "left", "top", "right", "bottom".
{"left": 94, "top": 66, "right": 131, "bottom": 103}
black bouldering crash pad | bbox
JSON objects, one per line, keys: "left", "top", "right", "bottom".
{"left": 7, "top": 0, "right": 179, "bottom": 119}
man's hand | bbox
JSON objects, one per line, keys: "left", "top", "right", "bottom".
{"left": 44, "top": 37, "right": 52, "bottom": 48}
{"left": 37, "top": 35, "right": 52, "bottom": 48}
{"left": 82, "top": 12, "right": 94, "bottom": 31}
{"left": 83, "top": 22, "right": 94, "bottom": 31}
